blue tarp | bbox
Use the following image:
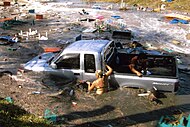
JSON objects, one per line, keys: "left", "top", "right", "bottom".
{"left": 179, "top": 19, "right": 189, "bottom": 24}
{"left": 0, "top": 35, "right": 18, "bottom": 45}
{"left": 170, "top": 19, "right": 179, "bottom": 24}
{"left": 111, "top": 15, "right": 121, "bottom": 19}
{"left": 167, "top": 0, "right": 172, "bottom": 2}
{"left": 170, "top": 18, "right": 189, "bottom": 24}
{"left": 0, "top": 36, "right": 16, "bottom": 43}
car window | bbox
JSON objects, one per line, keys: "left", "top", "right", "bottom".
{"left": 146, "top": 56, "right": 176, "bottom": 77}
{"left": 55, "top": 53, "right": 80, "bottom": 69}
{"left": 84, "top": 54, "right": 96, "bottom": 73}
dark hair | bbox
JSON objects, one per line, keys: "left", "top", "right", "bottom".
{"left": 96, "top": 70, "right": 104, "bottom": 78}
{"left": 99, "top": 71, "right": 104, "bottom": 78}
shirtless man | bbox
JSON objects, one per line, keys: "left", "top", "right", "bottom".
{"left": 128, "top": 53, "right": 147, "bottom": 77}
{"left": 86, "top": 64, "right": 113, "bottom": 95}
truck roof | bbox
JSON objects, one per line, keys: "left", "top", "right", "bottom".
{"left": 63, "top": 40, "right": 110, "bottom": 53}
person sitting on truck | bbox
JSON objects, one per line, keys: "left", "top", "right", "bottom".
{"left": 86, "top": 65, "right": 113, "bottom": 95}
{"left": 128, "top": 53, "right": 147, "bottom": 77}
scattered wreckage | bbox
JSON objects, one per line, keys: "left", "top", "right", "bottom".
{"left": 0, "top": 35, "right": 18, "bottom": 45}
{"left": 24, "top": 39, "right": 179, "bottom": 92}
{"left": 157, "top": 110, "right": 190, "bottom": 127}
{"left": 111, "top": 30, "right": 136, "bottom": 48}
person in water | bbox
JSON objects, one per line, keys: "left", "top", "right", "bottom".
{"left": 86, "top": 64, "right": 113, "bottom": 95}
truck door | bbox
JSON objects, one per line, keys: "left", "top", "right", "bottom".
{"left": 54, "top": 53, "right": 83, "bottom": 79}
{"left": 82, "top": 54, "right": 96, "bottom": 81}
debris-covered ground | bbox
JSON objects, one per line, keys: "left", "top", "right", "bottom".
{"left": 0, "top": 0, "right": 190, "bottom": 126}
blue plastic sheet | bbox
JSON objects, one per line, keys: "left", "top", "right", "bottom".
{"left": 111, "top": 15, "right": 121, "bottom": 19}
{"left": 170, "top": 18, "right": 189, "bottom": 24}
{"left": 0, "top": 36, "right": 17, "bottom": 43}
{"left": 178, "top": 19, "right": 189, "bottom": 24}
{"left": 170, "top": 19, "right": 179, "bottom": 24}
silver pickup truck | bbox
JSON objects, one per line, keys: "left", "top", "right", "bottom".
{"left": 24, "top": 40, "right": 179, "bottom": 92}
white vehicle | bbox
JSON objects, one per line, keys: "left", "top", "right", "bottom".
{"left": 24, "top": 40, "right": 179, "bottom": 92}
{"left": 92, "top": 4, "right": 101, "bottom": 9}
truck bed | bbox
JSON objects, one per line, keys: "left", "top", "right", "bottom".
{"left": 110, "top": 53, "right": 177, "bottom": 78}
{"left": 108, "top": 52, "right": 179, "bottom": 92}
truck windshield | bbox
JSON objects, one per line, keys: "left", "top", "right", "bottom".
{"left": 51, "top": 51, "right": 63, "bottom": 63}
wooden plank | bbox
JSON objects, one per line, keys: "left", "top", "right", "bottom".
{"left": 165, "top": 14, "right": 190, "bottom": 21}
{"left": 43, "top": 47, "right": 61, "bottom": 53}
{"left": 0, "top": 18, "right": 13, "bottom": 22}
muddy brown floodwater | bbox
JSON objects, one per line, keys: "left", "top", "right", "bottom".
{"left": 1, "top": 40, "right": 189, "bottom": 127}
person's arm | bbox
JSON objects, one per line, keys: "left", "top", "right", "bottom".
{"left": 129, "top": 56, "right": 142, "bottom": 77}
{"left": 105, "top": 64, "right": 113, "bottom": 76}
{"left": 86, "top": 81, "right": 95, "bottom": 92}
{"left": 128, "top": 64, "right": 142, "bottom": 77}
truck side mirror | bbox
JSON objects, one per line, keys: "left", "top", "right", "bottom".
{"left": 50, "top": 63, "right": 57, "bottom": 69}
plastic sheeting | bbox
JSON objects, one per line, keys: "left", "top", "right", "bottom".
{"left": 170, "top": 18, "right": 189, "bottom": 24}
